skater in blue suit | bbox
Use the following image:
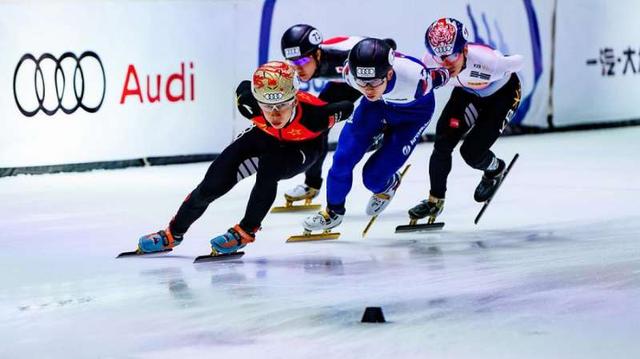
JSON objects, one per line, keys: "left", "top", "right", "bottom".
{"left": 304, "top": 38, "right": 449, "bottom": 231}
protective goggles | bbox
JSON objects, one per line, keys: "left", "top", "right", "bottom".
{"left": 257, "top": 97, "right": 296, "bottom": 112}
{"left": 434, "top": 52, "right": 462, "bottom": 64}
{"left": 354, "top": 77, "right": 386, "bottom": 88}
{"left": 289, "top": 55, "right": 313, "bottom": 66}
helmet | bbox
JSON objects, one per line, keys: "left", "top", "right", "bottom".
{"left": 281, "top": 24, "right": 323, "bottom": 60}
{"left": 251, "top": 61, "right": 299, "bottom": 104}
{"left": 348, "top": 38, "right": 395, "bottom": 80}
{"left": 425, "top": 18, "right": 470, "bottom": 58}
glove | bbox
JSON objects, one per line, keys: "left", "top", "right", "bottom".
{"left": 430, "top": 67, "right": 450, "bottom": 89}
{"left": 235, "top": 80, "right": 261, "bottom": 119}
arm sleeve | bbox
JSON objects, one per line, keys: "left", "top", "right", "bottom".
{"left": 235, "top": 80, "right": 262, "bottom": 120}
{"left": 496, "top": 54, "right": 524, "bottom": 75}
{"left": 301, "top": 101, "right": 355, "bottom": 132}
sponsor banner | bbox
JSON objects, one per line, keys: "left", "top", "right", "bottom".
{"left": 553, "top": 0, "right": 640, "bottom": 126}
{"left": 1, "top": 0, "right": 577, "bottom": 169}
{"left": 1, "top": 1, "right": 240, "bottom": 167}
{"left": 260, "top": 0, "right": 554, "bottom": 136}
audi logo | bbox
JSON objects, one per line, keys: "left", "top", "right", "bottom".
{"left": 13, "top": 51, "right": 106, "bottom": 117}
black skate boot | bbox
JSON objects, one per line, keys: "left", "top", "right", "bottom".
{"left": 396, "top": 195, "right": 445, "bottom": 233}
{"left": 408, "top": 195, "right": 445, "bottom": 222}
{"left": 474, "top": 159, "right": 506, "bottom": 203}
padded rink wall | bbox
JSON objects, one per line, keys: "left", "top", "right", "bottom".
{"left": 0, "top": 0, "right": 637, "bottom": 176}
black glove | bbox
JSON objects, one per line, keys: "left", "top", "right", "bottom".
{"left": 430, "top": 68, "right": 450, "bottom": 89}
{"left": 235, "top": 80, "right": 261, "bottom": 119}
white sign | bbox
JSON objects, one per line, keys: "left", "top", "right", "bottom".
{"left": 553, "top": 0, "right": 640, "bottom": 126}
{"left": 0, "top": 1, "right": 238, "bottom": 167}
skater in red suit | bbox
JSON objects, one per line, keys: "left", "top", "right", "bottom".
{"left": 136, "top": 61, "right": 353, "bottom": 255}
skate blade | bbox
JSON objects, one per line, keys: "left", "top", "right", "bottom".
{"left": 286, "top": 232, "right": 341, "bottom": 242}
{"left": 361, "top": 164, "right": 412, "bottom": 238}
{"left": 395, "top": 222, "right": 445, "bottom": 233}
{"left": 474, "top": 153, "right": 519, "bottom": 225}
{"left": 362, "top": 215, "right": 378, "bottom": 238}
{"left": 116, "top": 248, "right": 172, "bottom": 258}
{"left": 271, "top": 204, "right": 321, "bottom": 213}
{"left": 193, "top": 251, "right": 245, "bottom": 263}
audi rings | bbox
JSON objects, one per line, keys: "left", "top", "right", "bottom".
{"left": 13, "top": 51, "right": 106, "bottom": 117}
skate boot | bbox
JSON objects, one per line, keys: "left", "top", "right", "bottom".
{"left": 137, "top": 228, "right": 183, "bottom": 253}
{"left": 210, "top": 224, "right": 256, "bottom": 255}
{"left": 474, "top": 159, "right": 506, "bottom": 202}
{"left": 272, "top": 184, "right": 320, "bottom": 212}
{"left": 285, "top": 184, "right": 319, "bottom": 202}
{"left": 362, "top": 164, "right": 411, "bottom": 237}
{"left": 366, "top": 172, "right": 401, "bottom": 216}
{"left": 395, "top": 195, "right": 446, "bottom": 233}
{"left": 408, "top": 195, "right": 445, "bottom": 223}
{"left": 303, "top": 208, "right": 344, "bottom": 232}
{"left": 287, "top": 209, "right": 343, "bottom": 242}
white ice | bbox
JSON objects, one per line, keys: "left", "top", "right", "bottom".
{"left": 1, "top": 127, "right": 639, "bottom": 359}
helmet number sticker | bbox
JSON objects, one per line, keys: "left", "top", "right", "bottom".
{"left": 308, "top": 29, "right": 323, "bottom": 45}
{"left": 284, "top": 47, "right": 301, "bottom": 58}
{"left": 356, "top": 67, "right": 376, "bottom": 78}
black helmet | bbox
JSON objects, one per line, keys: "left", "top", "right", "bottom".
{"left": 348, "top": 38, "right": 395, "bottom": 80}
{"left": 281, "top": 24, "right": 324, "bottom": 60}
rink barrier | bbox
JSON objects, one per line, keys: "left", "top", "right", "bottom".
{"left": 0, "top": 154, "right": 219, "bottom": 178}
{"left": 2, "top": 0, "right": 639, "bottom": 176}
{"left": 4, "top": 119, "right": 640, "bottom": 177}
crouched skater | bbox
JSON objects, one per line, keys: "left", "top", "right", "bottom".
{"left": 302, "top": 38, "right": 449, "bottom": 234}
{"left": 135, "top": 61, "right": 354, "bottom": 256}
{"left": 407, "top": 18, "right": 523, "bottom": 224}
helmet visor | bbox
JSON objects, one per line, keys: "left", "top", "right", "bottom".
{"left": 289, "top": 55, "right": 313, "bottom": 66}
{"left": 257, "top": 97, "right": 296, "bottom": 112}
{"left": 354, "top": 77, "right": 386, "bottom": 88}
{"left": 433, "top": 52, "right": 462, "bottom": 65}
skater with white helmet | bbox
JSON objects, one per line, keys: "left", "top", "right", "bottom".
{"left": 129, "top": 61, "right": 353, "bottom": 258}
{"left": 407, "top": 17, "right": 523, "bottom": 228}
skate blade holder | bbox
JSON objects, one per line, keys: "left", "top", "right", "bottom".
{"left": 395, "top": 217, "right": 445, "bottom": 233}
{"left": 116, "top": 248, "right": 173, "bottom": 258}
{"left": 193, "top": 251, "right": 245, "bottom": 263}
{"left": 287, "top": 229, "right": 341, "bottom": 242}
{"left": 271, "top": 198, "right": 321, "bottom": 213}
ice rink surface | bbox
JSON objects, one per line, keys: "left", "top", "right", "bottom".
{"left": 1, "top": 127, "right": 639, "bottom": 358}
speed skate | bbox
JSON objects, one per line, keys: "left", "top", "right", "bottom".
{"left": 286, "top": 230, "right": 341, "bottom": 243}
{"left": 193, "top": 250, "right": 245, "bottom": 263}
{"left": 395, "top": 218, "right": 445, "bottom": 233}
{"left": 271, "top": 198, "right": 321, "bottom": 213}
{"left": 116, "top": 248, "right": 173, "bottom": 258}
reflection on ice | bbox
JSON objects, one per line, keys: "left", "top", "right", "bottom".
{"left": 1, "top": 128, "right": 640, "bottom": 358}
